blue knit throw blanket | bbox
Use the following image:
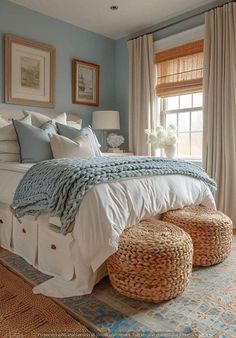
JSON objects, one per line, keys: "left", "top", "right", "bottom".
{"left": 12, "top": 157, "right": 216, "bottom": 234}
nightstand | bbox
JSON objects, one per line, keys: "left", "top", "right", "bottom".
{"left": 102, "top": 152, "right": 134, "bottom": 157}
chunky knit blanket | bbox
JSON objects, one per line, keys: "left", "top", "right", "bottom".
{"left": 12, "top": 157, "right": 216, "bottom": 234}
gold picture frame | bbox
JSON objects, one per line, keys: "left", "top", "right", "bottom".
{"left": 72, "top": 58, "right": 99, "bottom": 106}
{"left": 5, "top": 34, "right": 56, "bottom": 108}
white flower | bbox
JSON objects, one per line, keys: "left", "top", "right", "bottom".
{"left": 165, "top": 134, "right": 178, "bottom": 145}
{"left": 156, "top": 126, "right": 164, "bottom": 132}
{"left": 148, "top": 134, "right": 158, "bottom": 145}
{"left": 156, "top": 130, "right": 166, "bottom": 139}
{"left": 145, "top": 124, "right": 178, "bottom": 148}
{"left": 167, "top": 124, "right": 177, "bottom": 131}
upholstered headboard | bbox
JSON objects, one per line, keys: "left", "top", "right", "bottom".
{"left": 0, "top": 108, "right": 81, "bottom": 123}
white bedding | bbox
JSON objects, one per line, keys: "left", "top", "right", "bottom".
{"left": 0, "top": 162, "right": 33, "bottom": 204}
{"left": 0, "top": 162, "right": 216, "bottom": 298}
{"left": 35, "top": 174, "right": 215, "bottom": 298}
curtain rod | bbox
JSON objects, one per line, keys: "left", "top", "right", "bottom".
{"left": 128, "top": 0, "right": 235, "bottom": 41}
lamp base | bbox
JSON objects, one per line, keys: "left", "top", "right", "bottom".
{"left": 100, "top": 130, "right": 108, "bottom": 152}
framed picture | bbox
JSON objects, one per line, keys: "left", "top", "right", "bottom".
{"left": 5, "top": 34, "right": 55, "bottom": 108}
{"left": 72, "top": 59, "right": 99, "bottom": 106}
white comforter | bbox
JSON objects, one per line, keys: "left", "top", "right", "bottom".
{"left": 33, "top": 173, "right": 215, "bottom": 298}
{"left": 0, "top": 162, "right": 215, "bottom": 297}
{"left": 0, "top": 162, "right": 33, "bottom": 204}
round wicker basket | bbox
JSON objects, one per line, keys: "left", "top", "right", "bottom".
{"left": 106, "top": 219, "right": 193, "bottom": 303}
{"left": 162, "top": 205, "right": 233, "bottom": 267}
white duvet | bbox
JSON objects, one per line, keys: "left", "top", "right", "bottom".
{"left": 0, "top": 162, "right": 215, "bottom": 298}
{"left": 34, "top": 174, "right": 215, "bottom": 298}
{"left": 0, "top": 162, "right": 33, "bottom": 204}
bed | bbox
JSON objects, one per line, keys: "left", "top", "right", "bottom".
{"left": 0, "top": 109, "right": 216, "bottom": 298}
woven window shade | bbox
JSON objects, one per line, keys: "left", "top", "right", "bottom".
{"left": 155, "top": 40, "right": 204, "bottom": 97}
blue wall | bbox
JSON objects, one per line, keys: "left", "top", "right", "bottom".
{"left": 0, "top": 0, "right": 115, "bottom": 128}
{"left": 114, "top": 0, "right": 231, "bottom": 149}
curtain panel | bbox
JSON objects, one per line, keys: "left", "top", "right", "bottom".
{"left": 127, "top": 34, "right": 155, "bottom": 155}
{"left": 203, "top": 2, "right": 236, "bottom": 224}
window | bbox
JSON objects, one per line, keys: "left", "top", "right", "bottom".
{"left": 155, "top": 40, "right": 203, "bottom": 97}
{"left": 155, "top": 40, "right": 204, "bottom": 159}
{"left": 160, "top": 92, "right": 203, "bottom": 159}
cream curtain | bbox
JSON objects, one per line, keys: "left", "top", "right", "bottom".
{"left": 203, "top": 2, "right": 236, "bottom": 224}
{"left": 128, "top": 34, "right": 155, "bottom": 155}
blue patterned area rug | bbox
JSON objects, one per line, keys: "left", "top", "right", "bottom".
{"left": 0, "top": 238, "right": 236, "bottom": 338}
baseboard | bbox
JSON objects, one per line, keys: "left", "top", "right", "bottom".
{"left": 233, "top": 228, "right": 236, "bottom": 236}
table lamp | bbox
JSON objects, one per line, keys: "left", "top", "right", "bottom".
{"left": 92, "top": 110, "right": 120, "bottom": 151}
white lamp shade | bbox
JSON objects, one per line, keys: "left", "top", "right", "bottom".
{"left": 92, "top": 110, "right": 120, "bottom": 130}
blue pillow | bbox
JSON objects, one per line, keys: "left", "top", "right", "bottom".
{"left": 40, "top": 120, "right": 58, "bottom": 134}
{"left": 56, "top": 123, "right": 102, "bottom": 157}
{"left": 13, "top": 119, "right": 53, "bottom": 163}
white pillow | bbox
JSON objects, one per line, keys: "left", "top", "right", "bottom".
{"left": 23, "top": 110, "right": 67, "bottom": 127}
{"left": 0, "top": 115, "right": 31, "bottom": 141}
{"left": 67, "top": 120, "right": 82, "bottom": 129}
{"left": 0, "top": 153, "right": 20, "bottom": 162}
{"left": 0, "top": 116, "right": 9, "bottom": 128}
{"left": 0, "top": 141, "right": 19, "bottom": 154}
{"left": 49, "top": 133, "right": 95, "bottom": 159}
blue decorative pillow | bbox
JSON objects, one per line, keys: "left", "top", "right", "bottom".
{"left": 56, "top": 123, "right": 102, "bottom": 157}
{"left": 40, "top": 120, "right": 58, "bottom": 134}
{"left": 13, "top": 119, "right": 53, "bottom": 163}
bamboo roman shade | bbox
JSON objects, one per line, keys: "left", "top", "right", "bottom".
{"left": 155, "top": 40, "right": 204, "bottom": 97}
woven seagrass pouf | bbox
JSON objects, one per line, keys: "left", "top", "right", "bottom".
{"left": 106, "top": 219, "right": 193, "bottom": 303}
{"left": 161, "top": 205, "right": 233, "bottom": 267}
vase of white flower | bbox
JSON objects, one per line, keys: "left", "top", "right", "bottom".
{"left": 145, "top": 124, "right": 178, "bottom": 158}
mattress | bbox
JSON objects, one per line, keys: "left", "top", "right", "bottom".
{"left": 0, "top": 162, "right": 33, "bottom": 204}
